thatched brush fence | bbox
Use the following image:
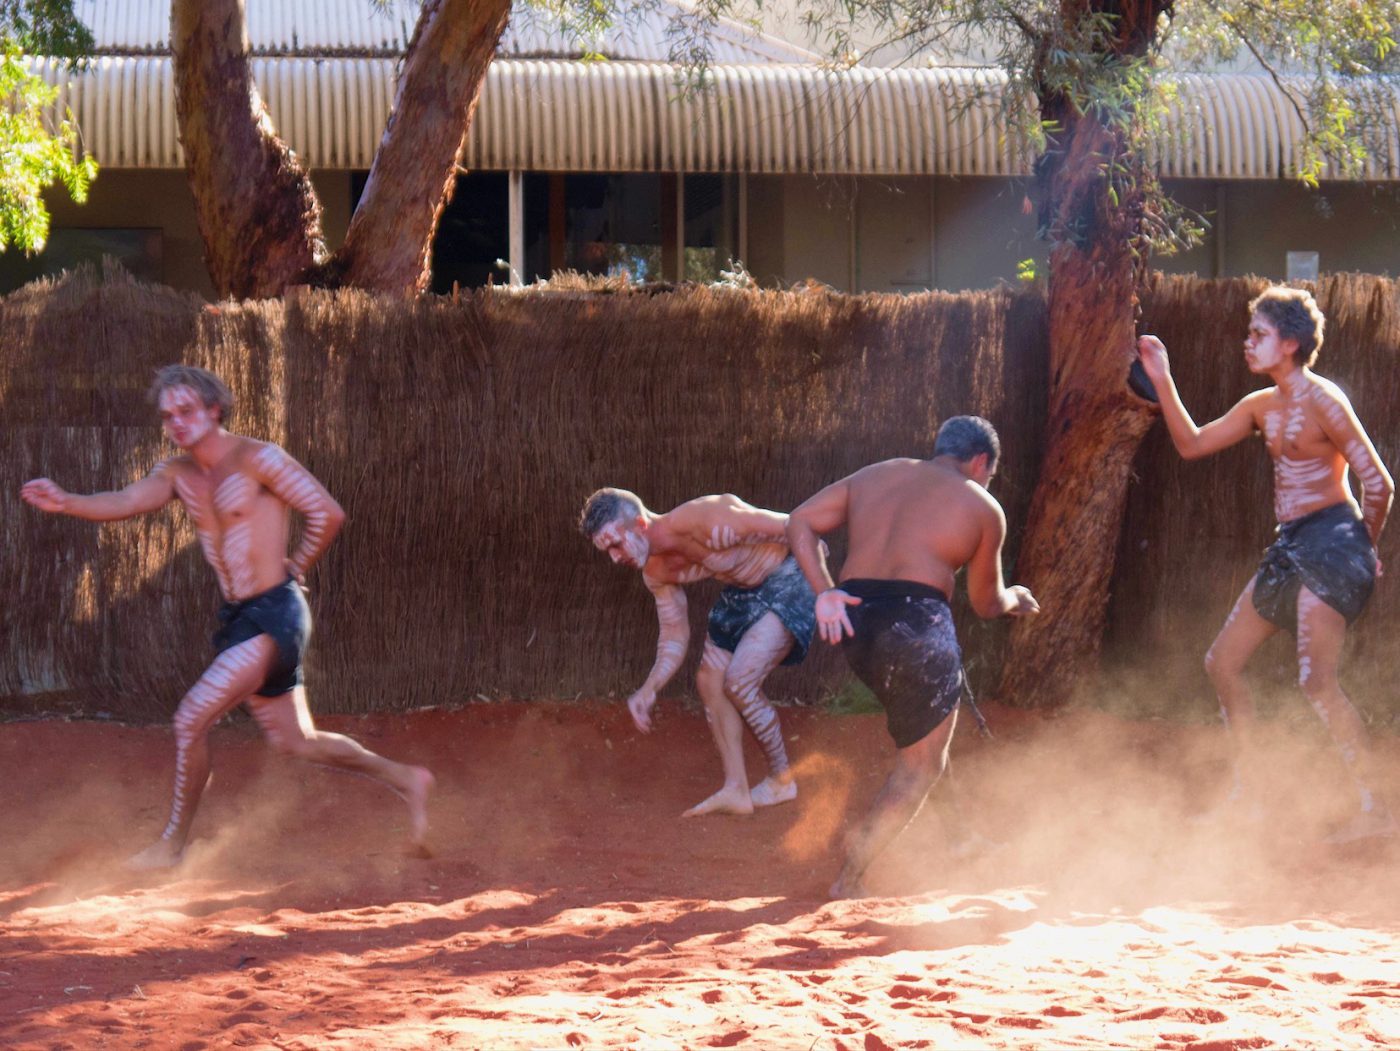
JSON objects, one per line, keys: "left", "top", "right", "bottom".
{"left": 3, "top": 267, "right": 1397, "bottom": 723}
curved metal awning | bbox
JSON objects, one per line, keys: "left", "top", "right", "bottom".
{"left": 34, "top": 56, "right": 1400, "bottom": 180}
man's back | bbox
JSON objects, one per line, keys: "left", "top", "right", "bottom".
{"left": 839, "top": 458, "right": 993, "bottom": 594}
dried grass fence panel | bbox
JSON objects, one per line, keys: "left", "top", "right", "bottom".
{"left": 1107, "top": 272, "right": 1400, "bottom": 721}
{"left": 8, "top": 267, "right": 1399, "bottom": 724}
{"left": 276, "top": 283, "right": 1046, "bottom": 712}
{"left": 1, "top": 268, "right": 285, "bottom": 717}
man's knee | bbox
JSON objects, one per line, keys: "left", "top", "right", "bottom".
{"left": 1204, "top": 644, "right": 1242, "bottom": 686}
{"left": 172, "top": 695, "right": 217, "bottom": 742}
{"left": 1298, "top": 661, "right": 1340, "bottom": 703}
{"left": 695, "top": 659, "right": 725, "bottom": 695}
{"left": 267, "top": 730, "right": 315, "bottom": 758}
{"left": 895, "top": 735, "right": 949, "bottom": 787}
{"left": 722, "top": 666, "right": 764, "bottom": 706}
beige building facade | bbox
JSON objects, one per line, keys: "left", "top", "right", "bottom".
{"left": 7, "top": 0, "right": 1400, "bottom": 298}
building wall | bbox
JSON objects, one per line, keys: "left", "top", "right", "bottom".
{"left": 17, "top": 167, "right": 1400, "bottom": 298}
{"left": 27, "top": 169, "right": 355, "bottom": 300}
{"left": 759, "top": 174, "right": 1400, "bottom": 293}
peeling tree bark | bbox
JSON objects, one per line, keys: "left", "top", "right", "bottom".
{"left": 171, "top": 0, "right": 324, "bottom": 300}
{"left": 996, "top": 0, "right": 1168, "bottom": 707}
{"left": 331, "top": 0, "right": 512, "bottom": 294}
{"left": 174, "top": 0, "right": 511, "bottom": 300}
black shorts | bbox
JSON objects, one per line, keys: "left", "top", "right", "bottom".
{"left": 838, "top": 578, "right": 965, "bottom": 749}
{"left": 707, "top": 555, "right": 817, "bottom": 666}
{"left": 1252, "top": 502, "right": 1377, "bottom": 633}
{"left": 212, "top": 578, "right": 311, "bottom": 697}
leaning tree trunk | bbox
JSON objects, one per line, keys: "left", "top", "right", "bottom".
{"left": 331, "top": 0, "right": 512, "bottom": 294}
{"left": 996, "top": 107, "right": 1160, "bottom": 708}
{"left": 171, "top": 0, "right": 325, "bottom": 299}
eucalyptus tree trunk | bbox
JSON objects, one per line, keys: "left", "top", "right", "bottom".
{"left": 171, "top": 0, "right": 324, "bottom": 299}
{"left": 172, "top": 0, "right": 512, "bottom": 299}
{"left": 996, "top": 0, "right": 1167, "bottom": 707}
{"left": 333, "top": 0, "right": 512, "bottom": 293}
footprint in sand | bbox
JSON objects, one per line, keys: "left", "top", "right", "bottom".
{"left": 1208, "top": 974, "right": 1288, "bottom": 991}
{"left": 1117, "top": 1006, "right": 1228, "bottom": 1025}
{"left": 886, "top": 983, "right": 955, "bottom": 1003}
{"left": 706, "top": 1028, "right": 750, "bottom": 1047}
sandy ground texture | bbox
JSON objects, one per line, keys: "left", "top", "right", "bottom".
{"left": 2, "top": 699, "right": 1399, "bottom": 1050}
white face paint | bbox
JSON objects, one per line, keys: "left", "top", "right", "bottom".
{"left": 1243, "top": 312, "right": 1293, "bottom": 373}
{"left": 593, "top": 518, "right": 649, "bottom": 569}
{"left": 158, "top": 385, "right": 219, "bottom": 449}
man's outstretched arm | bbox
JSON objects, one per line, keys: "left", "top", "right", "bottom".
{"left": 628, "top": 581, "right": 690, "bottom": 732}
{"left": 252, "top": 444, "right": 345, "bottom": 578}
{"left": 1137, "top": 336, "right": 1257, "bottom": 460}
{"left": 21, "top": 465, "right": 175, "bottom": 521}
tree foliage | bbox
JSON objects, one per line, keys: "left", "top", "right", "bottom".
{"left": 686, "top": 0, "right": 1400, "bottom": 259}
{"left": 0, "top": 0, "right": 96, "bottom": 253}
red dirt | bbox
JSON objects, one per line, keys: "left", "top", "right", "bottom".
{"left": 3, "top": 700, "right": 1399, "bottom": 1049}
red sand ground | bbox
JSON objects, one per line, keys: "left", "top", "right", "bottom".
{"left": 2, "top": 700, "right": 1399, "bottom": 1050}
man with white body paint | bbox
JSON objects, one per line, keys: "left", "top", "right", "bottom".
{"left": 1139, "top": 286, "right": 1395, "bottom": 842}
{"left": 22, "top": 365, "right": 434, "bottom": 869}
{"left": 579, "top": 488, "right": 817, "bottom": 817}
{"left": 787, "top": 415, "right": 1039, "bottom": 898}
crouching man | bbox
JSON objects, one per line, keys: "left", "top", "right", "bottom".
{"left": 580, "top": 488, "right": 816, "bottom": 816}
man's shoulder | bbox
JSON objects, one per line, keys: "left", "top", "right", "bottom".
{"left": 242, "top": 437, "right": 290, "bottom": 467}
{"left": 155, "top": 453, "right": 194, "bottom": 473}
{"left": 849, "top": 457, "right": 922, "bottom": 485}
{"left": 1303, "top": 371, "right": 1351, "bottom": 406}
{"left": 667, "top": 493, "right": 757, "bottom": 531}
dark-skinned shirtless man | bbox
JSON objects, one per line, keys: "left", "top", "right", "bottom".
{"left": 787, "top": 416, "right": 1039, "bottom": 898}
{"left": 1139, "top": 285, "right": 1394, "bottom": 842}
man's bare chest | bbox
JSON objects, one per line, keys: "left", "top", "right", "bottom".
{"left": 1259, "top": 400, "right": 1332, "bottom": 460}
{"left": 172, "top": 468, "right": 267, "bottom": 532}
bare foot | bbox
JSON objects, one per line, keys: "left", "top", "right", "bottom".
{"left": 1324, "top": 809, "right": 1399, "bottom": 846}
{"left": 125, "top": 839, "right": 184, "bottom": 871}
{"left": 402, "top": 766, "right": 435, "bottom": 848}
{"left": 749, "top": 776, "right": 797, "bottom": 809}
{"left": 682, "top": 784, "right": 753, "bottom": 818}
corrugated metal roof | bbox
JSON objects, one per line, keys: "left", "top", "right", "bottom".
{"left": 33, "top": 55, "right": 1400, "bottom": 180}
{"left": 76, "top": 0, "right": 818, "bottom": 63}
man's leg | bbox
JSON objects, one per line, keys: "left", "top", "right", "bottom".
{"left": 684, "top": 640, "right": 754, "bottom": 817}
{"left": 128, "top": 636, "right": 278, "bottom": 869}
{"left": 1202, "top": 580, "right": 1278, "bottom": 807}
{"left": 246, "top": 685, "right": 435, "bottom": 848}
{"left": 830, "top": 708, "right": 958, "bottom": 900}
{"left": 1295, "top": 587, "right": 1395, "bottom": 841}
{"left": 722, "top": 612, "right": 797, "bottom": 808}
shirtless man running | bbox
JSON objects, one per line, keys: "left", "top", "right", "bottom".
{"left": 579, "top": 488, "right": 816, "bottom": 816}
{"left": 787, "top": 416, "right": 1039, "bottom": 898}
{"left": 1138, "top": 286, "right": 1394, "bottom": 841}
{"left": 21, "top": 365, "right": 434, "bottom": 868}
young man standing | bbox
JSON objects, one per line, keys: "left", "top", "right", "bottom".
{"left": 580, "top": 488, "right": 816, "bottom": 816}
{"left": 1138, "top": 286, "right": 1394, "bottom": 841}
{"left": 22, "top": 365, "right": 434, "bottom": 869}
{"left": 786, "top": 416, "right": 1039, "bottom": 898}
